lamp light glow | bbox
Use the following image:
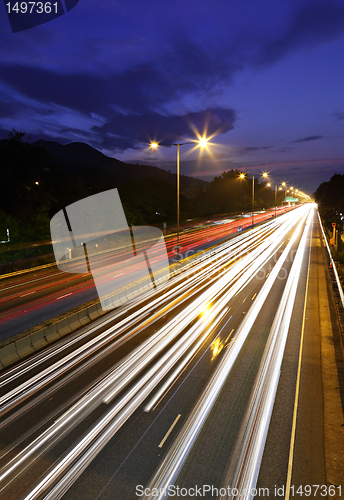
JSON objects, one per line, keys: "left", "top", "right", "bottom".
{"left": 198, "top": 137, "right": 208, "bottom": 147}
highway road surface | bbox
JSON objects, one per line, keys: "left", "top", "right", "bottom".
{"left": 0, "top": 207, "right": 291, "bottom": 340}
{"left": 0, "top": 204, "right": 339, "bottom": 500}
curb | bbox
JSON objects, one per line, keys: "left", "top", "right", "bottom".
{"left": 0, "top": 255, "right": 198, "bottom": 370}
{"left": 0, "top": 301, "right": 107, "bottom": 369}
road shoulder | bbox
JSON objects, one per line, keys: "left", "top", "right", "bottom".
{"left": 318, "top": 225, "right": 344, "bottom": 497}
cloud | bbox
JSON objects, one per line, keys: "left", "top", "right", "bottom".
{"left": 92, "top": 107, "right": 236, "bottom": 149}
{"left": 234, "top": 146, "right": 273, "bottom": 156}
{"left": 239, "top": 158, "right": 344, "bottom": 193}
{"left": 255, "top": 0, "right": 344, "bottom": 67}
{"left": 145, "top": 156, "right": 344, "bottom": 192}
{"left": 0, "top": 100, "right": 22, "bottom": 120}
{"left": 274, "top": 147, "right": 294, "bottom": 154}
{"left": 333, "top": 111, "right": 344, "bottom": 121}
{"left": 292, "top": 135, "right": 323, "bottom": 143}
{"left": 0, "top": 55, "right": 236, "bottom": 151}
{"left": 0, "top": 63, "right": 163, "bottom": 116}
{"left": 1, "top": 0, "right": 344, "bottom": 152}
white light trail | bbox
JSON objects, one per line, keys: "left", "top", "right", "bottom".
{"left": 0, "top": 206, "right": 311, "bottom": 499}
{"left": 222, "top": 208, "right": 313, "bottom": 500}
{"left": 140, "top": 207, "right": 311, "bottom": 499}
{"left": 0, "top": 215, "right": 281, "bottom": 410}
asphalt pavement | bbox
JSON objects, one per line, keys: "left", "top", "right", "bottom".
{"left": 1, "top": 206, "right": 342, "bottom": 500}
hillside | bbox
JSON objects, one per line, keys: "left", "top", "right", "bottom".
{"left": 33, "top": 139, "right": 208, "bottom": 197}
{"left": 0, "top": 133, "right": 209, "bottom": 244}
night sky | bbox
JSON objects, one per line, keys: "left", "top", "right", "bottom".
{"left": 1, "top": 0, "right": 344, "bottom": 194}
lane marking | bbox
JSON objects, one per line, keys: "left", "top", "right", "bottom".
{"left": 149, "top": 314, "right": 234, "bottom": 412}
{"left": 225, "top": 328, "right": 235, "bottom": 343}
{"left": 1, "top": 273, "right": 93, "bottom": 293}
{"left": 57, "top": 293, "right": 72, "bottom": 300}
{"left": 285, "top": 217, "right": 312, "bottom": 500}
{"left": 158, "top": 414, "right": 181, "bottom": 448}
{"left": 251, "top": 293, "right": 257, "bottom": 301}
{"left": 20, "top": 291, "right": 35, "bottom": 297}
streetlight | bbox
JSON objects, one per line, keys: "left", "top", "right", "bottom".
{"left": 150, "top": 137, "right": 209, "bottom": 260}
{"left": 266, "top": 182, "right": 279, "bottom": 218}
{"left": 281, "top": 181, "right": 287, "bottom": 207}
{"left": 239, "top": 172, "right": 268, "bottom": 227}
{"left": 251, "top": 172, "right": 268, "bottom": 227}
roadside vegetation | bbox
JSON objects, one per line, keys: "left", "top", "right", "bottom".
{"left": 1, "top": 129, "right": 285, "bottom": 272}
{"left": 314, "top": 173, "right": 344, "bottom": 286}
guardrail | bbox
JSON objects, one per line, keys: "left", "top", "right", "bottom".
{"left": 318, "top": 212, "right": 344, "bottom": 309}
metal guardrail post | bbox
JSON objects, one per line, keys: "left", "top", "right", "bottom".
{"left": 318, "top": 212, "right": 344, "bottom": 308}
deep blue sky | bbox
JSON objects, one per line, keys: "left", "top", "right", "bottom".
{"left": 1, "top": 0, "right": 344, "bottom": 194}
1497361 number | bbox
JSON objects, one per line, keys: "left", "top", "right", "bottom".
{"left": 290, "top": 485, "right": 342, "bottom": 497}
{"left": 6, "top": 2, "right": 59, "bottom": 14}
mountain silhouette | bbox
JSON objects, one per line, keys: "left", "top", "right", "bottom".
{"left": 33, "top": 139, "right": 207, "bottom": 195}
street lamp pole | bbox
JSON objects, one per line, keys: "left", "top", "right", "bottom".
{"left": 282, "top": 182, "right": 287, "bottom": 211}
{"left": 174, "top": 141, "right": 195, "bottom": 260}
{"left": 176, "top": 143, "right": 180, "bottom": 258}
{"left": 251, "top": 172, "right": 268, "bottom": 228}
{"left": 239, "top": 172, "right": 267, "bottom": 228}
{"left": 252, "top": 174, "right": 255, "bottom": 228}
{"left": 151, "top": 138, "right": 209, "bottom": 261}
{"left": 275, "top": 184, "right": 277, "bottom": 217}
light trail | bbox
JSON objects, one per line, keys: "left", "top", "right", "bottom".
{"left": 0, "top": 215, "right": 280, "bottom": 438}
{"left": 2, "top": 207, "right": 309, "bottom": 499}
{"left": 0, "top": 206, "right": 294, "bottom": 331}
{"left": 140, "top": 206, "right": 312, "bottom": 499}
{"left": 2, "top": 217, "right": 288, "bottom": 478}
{"left": 222, "top": 208, "right": 313, "bottom": 500}
{"left": 143, "top": 312, "right": 233, "bottom": 412}
{"left": 0, "top": 207, "right": 285, "bottom": 411}
{"left": 0, "top": 214, "right": 278, "bottom": 401}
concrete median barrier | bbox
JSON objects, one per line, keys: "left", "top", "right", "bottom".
{"left": 67, "top": 314, "right": 82, "bottom": 331}
{"left": 0, "top": 294, "right": 113, "bottom": 370}
{"left": 44, "top": 324, "right": 61, "bottom": 343}
{"left": 15, "top": 336, "right": 35, "bottom": 359}
{"left": 78, "top": 309, "right": 89, "bottom": 325}
{"left": 57, "top": 318, "right": 72, "bottom": 337}
{"left": 0, "top": 343, "right": 21, "bottom": 367}
{"left": 31, "top": 330, "right": 48, "bottom": 350}
{"left": 87, "top": 304, "right": 101, "bottom": 320}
